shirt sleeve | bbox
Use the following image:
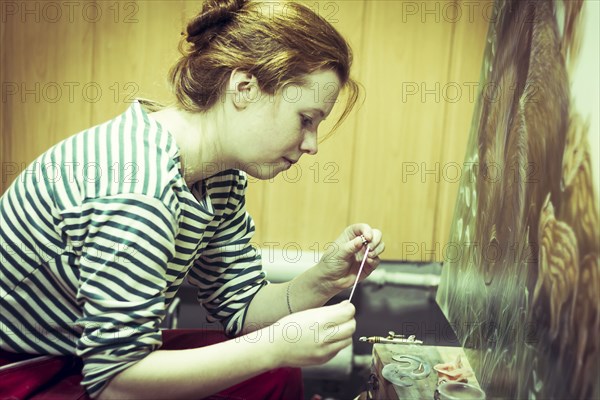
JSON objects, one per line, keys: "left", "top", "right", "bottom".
{"left": 188, "top": 171, "right": 268, "bottom": 337}
{"left": 72, "top": 194, "right": 177, "bottom": 398}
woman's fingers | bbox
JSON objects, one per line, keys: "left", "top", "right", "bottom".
{"left": 329, "top": 337, "right": 353, "bottom": 354}
{"left": 362, "top": 229, "right": 384, "bottom": 261}
{"left": 318, "top": 300, "right": 355, "bottom": 324}
{"left": 346, "top": 223, "right": 372, "bottom": 239}
{"left": 347, "top": 235, "right": 365, "bottom": 254}
{"left": 323, "top": 317, "right": 356, "bottom": 344}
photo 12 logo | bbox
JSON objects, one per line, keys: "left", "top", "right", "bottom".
{"left": 1, "top": 1, "right": 139, "bottom": 24}
{"left": 2, "top": 82, "right": 139, "bottom": 104}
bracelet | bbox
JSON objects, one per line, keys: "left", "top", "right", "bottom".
{"left": 286, "top": 281, "right": 293, "bottom": 314}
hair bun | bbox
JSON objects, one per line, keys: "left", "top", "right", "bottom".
{"left": 186, "top": 0, "right": 246, "bottom": 49}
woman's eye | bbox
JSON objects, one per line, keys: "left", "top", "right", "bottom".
{"left": 301, "top": 115, "right": 313, "bottom": 128}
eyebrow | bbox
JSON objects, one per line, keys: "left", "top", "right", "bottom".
{"left": 310, "top": 108, "right": 325, "bottom": 118}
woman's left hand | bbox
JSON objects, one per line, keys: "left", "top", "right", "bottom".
{"left": 317, "top": 223, "right": 385, "bottom": 294}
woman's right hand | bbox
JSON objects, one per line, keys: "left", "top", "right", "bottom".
{"left": 265, "top": 301, "right": 356, "bottom": 368}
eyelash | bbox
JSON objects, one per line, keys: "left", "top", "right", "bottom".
{"left": 301, "top": 115, "right": 313, "bottom": 129}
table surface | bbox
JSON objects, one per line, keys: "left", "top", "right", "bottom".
{"left": 371, "top": 344, "right": 482, "bottom": 400}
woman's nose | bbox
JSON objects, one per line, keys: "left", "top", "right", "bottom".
{"left": 301, "top": 131, "right": 318, "bottom": 155}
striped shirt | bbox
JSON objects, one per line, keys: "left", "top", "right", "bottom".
{"left": 0, "top": 100, "right": 267, "bottom": 397}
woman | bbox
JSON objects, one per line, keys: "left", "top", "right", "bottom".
{"left": 0, "top": 0, "right": 384, "bottom": 398}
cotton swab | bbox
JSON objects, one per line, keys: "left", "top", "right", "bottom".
{"left": 348, "top": 236, "right": 370, "bottom": 302}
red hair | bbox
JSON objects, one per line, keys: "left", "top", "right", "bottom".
{"left": 169, "top": 0, "right": 358, "bottom": 132}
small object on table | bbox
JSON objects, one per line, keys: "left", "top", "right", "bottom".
{"left": 391, "top": 354, "right": 432, "bottom": 380}
{"left": 382, "top": 363, "right": 414, "bottom": 387}
{"left": 370, "top": 344, "right": 483, "bottom": 400}
{"left": 433, "top": 355, "right": 473, "bottom": 384}
{"left": 381, "top": 353, "right": 433, "bottom": 388}
{"left": 360, "top": 333, "right": 423, "bottom": 345}
{"left": 435, "top": 381, "right": 486, "bottom": 400}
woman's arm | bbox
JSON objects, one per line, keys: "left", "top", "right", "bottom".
{"left": 242, "top": 266, "right": 337, "bottom": 331}
{"left": 243, "top": 223, "right": 385, "bottom": 331}
{"left": 99, "top": 220, "right": 381, "bottom": 399}
{"left": 98, "top": 329, "right": 275, "bottom": 399}
{"left": 98, "top": 302, "right": 355, "bottom": 399}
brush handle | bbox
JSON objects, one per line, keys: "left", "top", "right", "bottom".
{"left": 348, "top": 244, "right": 370, "bottom": 302}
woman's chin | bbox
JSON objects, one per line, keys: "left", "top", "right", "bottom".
{"left": 241, "top": 161, "right": 287, "bottom": 180}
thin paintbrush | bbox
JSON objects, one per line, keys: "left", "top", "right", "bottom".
{"left": 348, "top": 235, "right": 369, "bottom": 302}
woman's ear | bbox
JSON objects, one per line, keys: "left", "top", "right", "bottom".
{"left": 228, "top": 69, "right": 260, "bottom": 110}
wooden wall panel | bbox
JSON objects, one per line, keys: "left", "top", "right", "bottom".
{"left": 1, "top": 14, "right": 5, "bottom": 192}
{"left": 433, "top": 0, "right": 493, "bottom": 259}
{"left": 89, "top": 0, "right": 183, "bottom": 124}
{"left": 1, "top": 3, "right": 94, "bottom": 193}
{"left": 349, "top": 0, "right": 455, "bottom": 260}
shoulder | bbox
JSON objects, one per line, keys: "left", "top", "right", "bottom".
{"left": 78, "top": 101, "right": 184, "bottom": 200}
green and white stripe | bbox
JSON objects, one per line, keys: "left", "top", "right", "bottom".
{"left": 0, "top": 100, "right": 267, "bottom": 397}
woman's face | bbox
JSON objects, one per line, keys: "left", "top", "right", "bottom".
{"left": 229, "top": 69, "right": 342, "bottom": 180}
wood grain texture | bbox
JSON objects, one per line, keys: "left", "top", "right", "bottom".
{"left": 1, "top": 13, "right": 5, "bottom": 192}
{"left": 89, "top": 0, "right": 182, "bottom": 124}
{"left": 1, "top": 2, "right": 95, "bottom": 193}
{"left": 349, "top": 0, "right": 454, "bottom": 261}
{"left": 433, "top": 0, "right": 493, "bottom": 259}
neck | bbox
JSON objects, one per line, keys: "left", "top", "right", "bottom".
{"left": 148, "top": 106, "right": 234, "bottom": 186}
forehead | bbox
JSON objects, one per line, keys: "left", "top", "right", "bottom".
{"left": 279, "top": 70, "right": 341, "bottom": 114}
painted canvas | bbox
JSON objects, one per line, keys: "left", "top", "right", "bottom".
{"left": 436, "top": 0, "right": 599, "bottom": 398}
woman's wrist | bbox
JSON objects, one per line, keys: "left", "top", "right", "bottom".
{"left": 309, "top": 262, "right": 345, "bottom": 298}
{"left": 286, "top": 281, "right": 294, "bottom": 314}
{"left": 255, "top": 326, "right": 286, "bottom": 369}
{"left": 285, "top": 265, "right": 340, "bottom": 314}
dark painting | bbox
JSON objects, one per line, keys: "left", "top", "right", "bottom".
{"left": 436, "top": 0, "right": 599, "bottom": 398}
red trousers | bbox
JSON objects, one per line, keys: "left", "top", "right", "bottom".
{"left": 0, "top": 329, "right": 304, "bottom": 400}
